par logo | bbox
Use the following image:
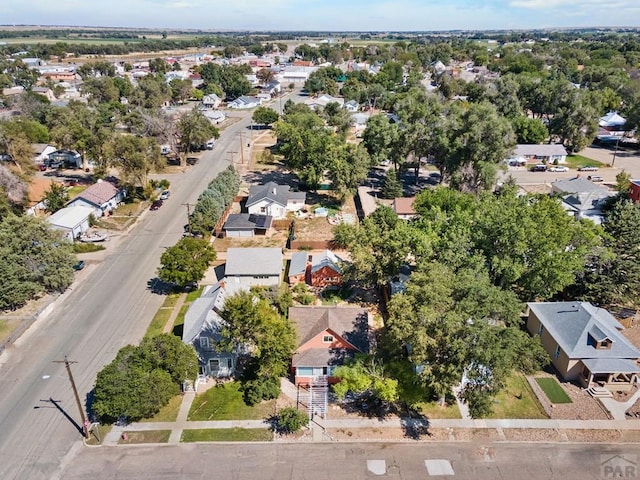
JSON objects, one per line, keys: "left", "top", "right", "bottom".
{"left": 601, "top": 455, "right": 637, "bottom": 478}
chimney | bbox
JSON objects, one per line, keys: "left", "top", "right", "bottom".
{"left": 272, "top": 187, "right": 277, "bottom": 195}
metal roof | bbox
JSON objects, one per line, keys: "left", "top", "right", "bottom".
{"left": 225, "top": 247, "right": 283, "bottom": 276}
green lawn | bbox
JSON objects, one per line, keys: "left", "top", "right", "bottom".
{"left": 564, "top": 155, "right": 604, "bottom": 169}
{"left": 181, "top": 428, "right": 272, "bottom": 442}
{"left": 487, "top": 373, "right": 548, "bottom": 419}
{"left": 85, "top": 424, "right": 112, "bottom": 446}
{"left": 145, "top": 308, "right": 172, "bottom": 338}
{"left": 321, "top": 287, "right": 352, "bottom": 305}
{"left": 535, "top": 377, "right": 572, "bottom": 404}
{"left": 188, "top": 382, "right": 276, "bottom": 421}
{"left": 162, "top": 293, "right": 181, "bottom": 308}
{"left": 119, "top": 430, "right": 171, "bottom": 444}
{"left": 185, "top": 286, "right": 204, "bottom": 302}
{"left": 412, "top": 401, "right": 462, "bottom": 419}
{"left": 72, "top": 243, "right": 105, "bottom": 253}
{"left": 140, "top": 395, "right": 183, "bottom": 422}
{"left": 66, "top": 185, "right": 87, "bottom": 198}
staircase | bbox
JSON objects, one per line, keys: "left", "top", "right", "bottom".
{"left": 308, "top": 376, "right": 329, "bottom": 420}
{"left": 587, "top": 386, "right": 614, "bottom": 398}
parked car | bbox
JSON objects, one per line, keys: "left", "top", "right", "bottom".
{"left": 205, "top": 139, "right": 215, "bottom": 150}
{"left": 150, "top": 200, "right": 163, "bottom": 210}
{"left": 160, "top": 190, "right": 170, "bottom": 200}
{"left": 588, "top": 175, "right": 604, "bottom": 182}
{"left": 532, "top": 164, "right": 547, "bottom": 172}
{"left": 72, "top": 260, "right": 85, "bottom": 271}
{"left": 548, "top": 166, "right": 569, "bottom": 172}
{"left": 578, "top": 166, "right": 598, "bottom": 172}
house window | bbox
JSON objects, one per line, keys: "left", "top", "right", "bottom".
{"left": 554, "top": 345, "right": 561, "bottom": 359}
{"left": 209, "top": 359, "right": 220, "bottom": 373}
{"left": 260, "top": 207, "right": 266, "bottom": 213}
{"left": 298, "top": 367, "right": 313, "bottom": 376}
{"left": 199, "top": 337, "right": 210, "bottom": 349}
{"left": 537, "top": 324, "right": 544, "bottom": 336}
{"left": 323, "top": 335, "right": 334, "bottom": 343}
{"left": 227, "top": 358, "right": 233, "bottom": 369}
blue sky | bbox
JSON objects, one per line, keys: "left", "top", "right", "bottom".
{"left": 1, "top": 0, "right": 639, "bottom": 31}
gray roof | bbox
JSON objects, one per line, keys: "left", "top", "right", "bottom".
{"left": 182, "top": 280, "right": 246, "bottom": 345}
{"left": 514, "top": 144, "right": 568, "bottom": 157}
{"left": 289, "top": 251, "right": 309, "bottom": 277}
{"left": 223, "top": 213, "right": 272, "bottom": 230}
{"left": 225, "top": 247, "right": 283, "bottom": 276}
{"left": 528, "top": 302, "right": 640, "bottom": 360}
{"left": 247, "top": 182, "right": 289, "bottom": 208}
{"left": 582, "top": 358, "right": 640, "bottom": 374}
{"left": 292, "top": 347, "right": 355, "bottom": 367}
{"left": 311, "top": 250, "right": 343, "bottom": 275}
{"left": 552, "top": 177, "right": 610, "bottom": 195}
{"left": 562, "top": 191, "right": 613, "bottom": 213}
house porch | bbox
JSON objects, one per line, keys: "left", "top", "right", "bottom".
{"left": 580, "top": 358, "right": 640, "bottom": 392}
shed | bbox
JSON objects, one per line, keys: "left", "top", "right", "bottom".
{"left": 46, "top": 206, "right": 94, "bottom": 240}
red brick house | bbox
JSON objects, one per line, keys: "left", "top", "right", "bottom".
{"left": 289, "top": 306, "right": 371, "bottom": 385}
{"left": 308, "top": 250, "right": 344, "bottom": 287}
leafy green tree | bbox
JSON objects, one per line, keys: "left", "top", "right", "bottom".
{"left": 43, "top": 180, "right": 68, "bottom": 213}
{"left": 512, "top": 116, "right": 548, "bottom": 144}
{"left": 333, "top": 356, "right": 399, "bottom": 404}
{"left": 0, "top": 214, "right": 74, "bottom": 310}
{"left": 108, "top": 134, "right": 162, "bottom": 191}
{"left": 157, "top": 237, "right": 216, "bottom": 288}
{"left": 252, "top": 106, "right": 279, "bottom": 127}
{"left": 329, "top": 144, "right": 371, "bottom": 201}
{"left": 380, "top": 170, "right": 403, "bottom": 199}
{"left": 176, "top": 108, "right": 219, "bottom": 165}
{"left": 361, "top": 113, "right": 401, "bottom": 166}
{"left": 139, "top": 333, "right": 198, "bottom": 385}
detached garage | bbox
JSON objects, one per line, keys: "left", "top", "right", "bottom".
{"left": 223, "top": 213, "right": 272, "bottom": 238}
{"left": 46, "top": 206, "right": 94, "bottom": 241}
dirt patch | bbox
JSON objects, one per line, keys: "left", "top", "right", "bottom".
{"left": 564, "top": 429, "right": 622, "bottom": 442}
{"left": 626, "top": 396, "right": 640, "bottom": 419}
{"left": 502, "top": 428, "right": 563, "bottom": 442}
{"left": 622, "top": 324, "right": 640, "bottom": 350}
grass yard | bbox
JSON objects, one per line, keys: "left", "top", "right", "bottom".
{"left": 140, "top": 395, "right": 183, "bottom": 423}
{"left": 185, "top": 286, "right": 204, "bottom": 302}
{"left": 412, "top": 401, "right": 462, "bottom": 419}
{"left": 162, "top": 293, "right": 181, "bottom": 309}
{"left": 535, "top": 377, "right": 573, "bottom": 404}
{"left": 118, "top": 430, "right": 171, "bottom": 444}
{"left": 188, "top": 382, "right": 276, "bottom": 421}
{"left": 564, "top": 155, "right": 604, "bottom": 169}
{"left": 488, "top": 372, "right": 548, "bottom": 419}
{"left": 181, "top": 428, "right": 272, "bottom": 442}
{"left": 145, "top": 308, "right": 172, "bottom": 338}
{"left": 72, "top": 243, "right": 105, "bottom": 253}
{"left": 321, "top": 287, "right": 352, "bottom": 305}
{"left": 85, "top": 424, "right": 112, "bottom": 446}
{"left": 66, "top": 185, "right": 87, "bottom": 198}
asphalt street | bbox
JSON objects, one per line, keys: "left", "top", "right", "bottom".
{"left": 0, "top": 111, "right": 252, "bottom": 480}
{"left": 59, "top": 441, "right": 637, "bottom": 480}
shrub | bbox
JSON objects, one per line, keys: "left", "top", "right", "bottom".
{"left": 241, "top": 377, "right": 280, "bottom": 406}
{"left": 274, "top": 407, "right": 308, "bottom": 434}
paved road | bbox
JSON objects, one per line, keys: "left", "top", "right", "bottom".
{"left": 59, "top": 442, "right": 637, "bottom": 480}
{"left": 0, "top": 112, "right": 252, "bottom": 480}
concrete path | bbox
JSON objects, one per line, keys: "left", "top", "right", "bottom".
{"left": 162, "top": 293, "right": 187, "bottom": 334}
{"left": 452, "top": 384, "right": 471, "bottom": 420}
{"left": 599, "top": 389, "right": 640, "bottom": 420}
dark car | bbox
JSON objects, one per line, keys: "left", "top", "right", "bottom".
{"left": 72, "top": 260, "right": 85, "bottom": 271}
{"left": 588, "top": 175, "right": 604, "bottom": 182}
{"left": 150, "top": 200, "right": 163, "bottom": 210}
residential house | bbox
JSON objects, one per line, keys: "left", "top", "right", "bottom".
{"left": 182, "top": 281, "right": 247, "bottom": 381}
{"left": 309, "top": 250, "right": 344, "bottom": 288}
{"left": 201, "top": 93, "right": 222, "bottom": 109}
{"left": 225, "top": 247, "right": 283, "bottom": 287}
{"left": 289, "top": 306, "right": 371, "bottom": 385}
{"left": 551, "top": 177, "right": 614, "bottom": 224}
{"left": 66, "top": 179, "right": 126, "bottom": 218}
{"left": 47, "top": 149, "right": 82, "bottom": 169}
{"left": 246, "top": 182, "right": 306, "bottom": 219}
{"left": 630, "top": 180, "right": 640, "bottom": 204}
{"left": 344, "top": 99, "right": 359, "bottom": 112}
{"left": 46, "top": 206, "right": 94, "bottom": 240}
{"left": 289, "top": 251, "right": 309, "bottom": 285}
{"left": 351, "top": 112, "right": 370, "bottom": 137}
{"left": 32, "top": 87, "right": 56, "bottom": 102}
{"left": 306, "top": 94, "right": 345, "bottom": 110}
{"left": 393, "top": 197, "right": 417, "bottom": 220}
{"left": 599, "top": 111, "right": 626, "bottom": 133}
{"left": 527, "top": 302, "right": 640, "bottom": 392}
{"left": 31, "top": 143, "right": 56, "bottom": 166}
{"left": 227, "top": 95, "right": 262, "bottom": 109}
{"left": 509, "top": 144, "right": 568, "bottom": 166}
{"left": 203, "top": 110, "right": 226, "bottom": 124}
{"left": 222, "top": 213, "right": 273, "bottom": 238}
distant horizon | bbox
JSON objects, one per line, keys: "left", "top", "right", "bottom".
{"left": 1, "top": 0, "right": 640, "bottom": 32}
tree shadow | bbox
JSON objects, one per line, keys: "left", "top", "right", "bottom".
{"left": 147, "top": 277, "right": 175, "bottom": 295}
{"left": 398, "top": 403, "right": 431, "bottom": 440}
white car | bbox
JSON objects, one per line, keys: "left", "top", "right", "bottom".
{"left": 160, "top": 190, "right": 170, "bottom": 200}
{"left": 548, "top": 166, "right": 569, "bottom": 172}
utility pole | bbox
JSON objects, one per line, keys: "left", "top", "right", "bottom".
{"left": 182, "top": 203, "right": 194, "bottom": 234}
{"left": 612, "top": 135, "right": 621, "bottom": 167}
{"left": 239, "top": 133, "right": 245, "bottom": 164}
{"left": 53, "top": 356, "right": 89, "bottom": 439}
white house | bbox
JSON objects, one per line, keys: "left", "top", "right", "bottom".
{"left": 509, "top": 144, "right": 568, "bottom": 165}
{"left": 201, "top": 93, "right": 222, "bottom": 109}
{"left": 31, "top": 143, "right": 56, "bottom": 165}
{"left": 225, "top": 247, "right": 283, "bottom": 287}
{"left": 46, "top": 206, "right": 94, "bottom": 240}
{"left": 344, "top": 99, "right": 359, "bottom": 112}
{"left": 227, "top": 96, "right": 262, "bottom": 109}
{"left": 246, "top": 182, "right": 306, "bottom": 219}
{"left": 66, "top": 180, "right": 126, "bottom": 218}
{"left": 203, "top": 110, "right": 226, "bottom": 124}
{"left": 306, "top": 94, "right": 345, "bottom": 110}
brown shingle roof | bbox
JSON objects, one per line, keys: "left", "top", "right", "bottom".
{"left": 393, "top": 197, "right": 416, "bottom": 216}
{"left": 72, "top": 180, "right": 118, "bottom": 207}
{"left": 288, "top": 306, "right": 370, "bottom": 351}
